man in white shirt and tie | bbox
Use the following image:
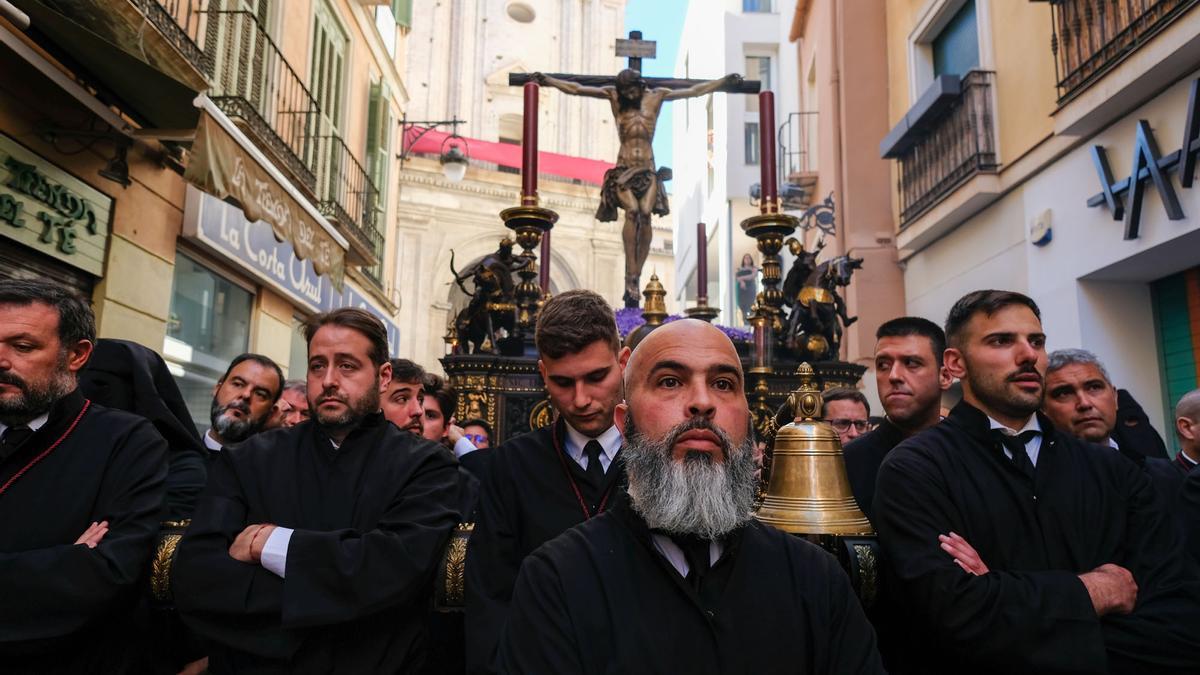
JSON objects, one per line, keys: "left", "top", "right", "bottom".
{"left": 465, "top": 289, "right": 629, "bottom": 674}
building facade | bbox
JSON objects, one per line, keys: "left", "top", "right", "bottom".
{"left": 398, "top": 0, "right": 676, "bottom": 371}
{"left": 881, "top": 0, "right": 1200, "bottom": 448}
{"left": 0, "top": 0, "right": 413, "bottom": 431}
{"left": 672, "top": 0, "right": 799, "bottom": 327}
{"left": 787, "top": 0, "right": 904, "bottom": 409}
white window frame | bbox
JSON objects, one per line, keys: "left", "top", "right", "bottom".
{"left": 906, "top": 0, "right": 994, "bottom": 104}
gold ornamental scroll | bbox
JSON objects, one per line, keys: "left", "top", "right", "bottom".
{"left": 185, "top": 111, "right": 346, "bottom": 289}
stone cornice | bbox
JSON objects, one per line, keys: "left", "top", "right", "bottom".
{"left": 399, "top": 169, "right": 601, "bottom": 213}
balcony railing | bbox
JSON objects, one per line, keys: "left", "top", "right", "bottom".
{"left": 148, "top": 1, "right": 385, "bottom": 271}
{"left": 314, "top": 133, "right": 384, "bottom": 265}
{"left": 1047, "top": 0, "right": 1200, "bottom": 103}
{"left": 895, "top": 70, "right": 997, "bottom": 226}
{"left": 780, "top": 111, "right": 818, "bottom": 178}
{"left": 199, "top": 9, "right": 321, "bottom": 192}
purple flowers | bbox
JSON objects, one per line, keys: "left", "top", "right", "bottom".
{"left": 613, "top": 307, "right": 751, "bottom": 342}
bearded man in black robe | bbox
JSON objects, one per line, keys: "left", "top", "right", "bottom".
{"left": 874, "top": 289, "right": 1200, "bottom": 674}
{"left": 465, "top": 290, "right": 630, "bottom": 674}
{"left": 0, "top": 279, "right": 167, "bottom": 674}
{"left": 174, "top": 308, "right": 461, "bottom": 674}
{"left": 500, "top": 319, "right": 884, "bottom": 674}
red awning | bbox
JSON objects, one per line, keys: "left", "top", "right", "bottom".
{"left": 405, "top": 127, "right": 612, "bottom": 186}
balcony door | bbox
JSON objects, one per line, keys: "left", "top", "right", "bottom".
{"left": 311, "top": 0, "right": 349, "bottom": 207}
{"left": 207, "top": 0, "right": 272, "bottom": 114}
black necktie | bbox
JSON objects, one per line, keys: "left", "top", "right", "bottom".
{"left": 670, "top": 533, "right": 712, "bottom": 590}
{"left": 583, "top": 439, "right": 605, "bottom": 485}
{"left": 991, "top": 429, "right": 1040, "bottom": 479}
{"left": 0, "top": 425, "right": 34, "bottom": 459}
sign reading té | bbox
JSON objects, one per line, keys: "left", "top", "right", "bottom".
{"left": 0, "top": 133, "right": 112, "bottom": 276}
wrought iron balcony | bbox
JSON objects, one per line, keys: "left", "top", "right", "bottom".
{"left": 200, "top": 9, "right": 322, "bottom": 193}
{"left": 888, "top": 71, "right": 998, "bottom": 226}
{"left": 314, "top": 132, "right": 384, "bottom": 268}
{"left": 1047, "top": 0, "right": 1200, "bottom": 103}
{"left": 778, "top": 111, "right": 818, "bottom": 209}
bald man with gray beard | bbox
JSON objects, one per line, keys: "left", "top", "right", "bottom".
{"left": 499, "top": 319, "right": 883, "bottom": 675}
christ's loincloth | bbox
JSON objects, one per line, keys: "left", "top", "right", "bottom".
{"left": 596, "top": 166, "right": 672, "bottom": 222}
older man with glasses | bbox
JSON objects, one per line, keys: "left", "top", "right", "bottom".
{"left": 821, "top": 387, "right": 872, "bottom": 446}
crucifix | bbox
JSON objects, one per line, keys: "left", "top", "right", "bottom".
{"left": 510, "top": 31, "right": 761, "bottom": 308}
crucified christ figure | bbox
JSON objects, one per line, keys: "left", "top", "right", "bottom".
{"left": 532, "top": 69, "right": 743, "bottom": 307}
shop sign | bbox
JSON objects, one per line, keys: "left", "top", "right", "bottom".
{"left": 0, "top": 134, "right": 111, "bottom": 275}
{"left": 1089, "top": 78, "right": 1200, "bottom": 240}
{"left": 183, "top": 187, "right": 400, "bottom": 354}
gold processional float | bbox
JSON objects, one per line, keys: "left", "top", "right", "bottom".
{"left": 149, "top": 74, "right": 881, "bottom": 616}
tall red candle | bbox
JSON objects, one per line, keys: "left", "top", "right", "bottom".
{"left": 539, "top": 230, "right": 551, "bottom": 293}
{"left": 522, "top": 82, "right": 539, "bottom": 202}
{"left": 696, "top": 222, "right": 707, "bottom": 300}
{"left": 758, "top": 90, "right": 777, "bottom": 212}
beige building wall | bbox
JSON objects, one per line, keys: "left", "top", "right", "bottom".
{"left": 2, "top": 1, "right": 412, "bottom": 381}
{"left": 405, "top": 0, "right": 627, "bottom": 161}
{"left": 791, "top": 0, "right": 904, "bottom": 408}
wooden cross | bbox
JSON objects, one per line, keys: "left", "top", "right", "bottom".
{"left": 509, "top": 30, "right": 761, "bottom": 94}
{"left": 615, "top": 30, "right": 656, "bottom": 74}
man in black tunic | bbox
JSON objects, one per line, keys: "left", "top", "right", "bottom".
{"left": 500, "top": 319, "right": 883, "bottom": 674}
{"left": 0, "top": 279, "right": 167, "bottom": 674}
{"left": 174, "top": 308, "right": 461, "bottom": 673}
{"left": 1042, "top": 348, "right": 1183, "bottom": 505}
{"left": 844, "top": 316, "right": 950, "bottom": 523}
{"left": 465, "top": 290, "right": 630, "bottom": 674}
{"left": 874, "top": 290, "right": 1200, "bottom": 674}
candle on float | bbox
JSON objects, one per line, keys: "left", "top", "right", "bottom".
{"left": 758, "top": 90, "right": 777, "bottom": 212}
{"left": 539, "top": 230, "right": 551, "bottom": 293}
{"left": 696, "top": 222, "right": 707, "bottom": 301}
{"left": 522, "top": 82, "right": 539, "bottom": 202}
{"left": 753, "top": 313, "right": 766, "bottom": 369}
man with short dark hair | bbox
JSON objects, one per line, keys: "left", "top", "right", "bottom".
{"left": 461, "top": 418, "right": 492, "bottom": 449}
{"left": 501, "top": 319, "right": 884, "bottom": 674}
{"left": 0, "top": 279, "right": 167, "bottom": 673}
{"left": 422, "top": 373, "right": 478, "bottom": 459}
{"left": 821, "top": 387, "right": 871, "bottom": 446}
{"left": 266, "top": 380, "right": 308, "bottom": 430}
{"left": 175, "top": 308, "right": 461, "bottom": 673}
{"left": 1174, "top": 389, "right": 1200, "bottom": 474}
{"left": 204, "top": 354, "right": 283, "bottom": 453}
{"left": 874, "top": 290, "right": 1200, "bottom": 673}
{"left": 466, "top": 289, "right": 630, "bottom": 674}
{"left": 381, "top": 358, "right": 426, "bottom": 436}
{"left": 845, "top": 317, "right": 951, "bottom": 523}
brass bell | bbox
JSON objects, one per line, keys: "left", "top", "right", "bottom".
{"left": 755, "top": 363, "right": 873, "bottom": 535}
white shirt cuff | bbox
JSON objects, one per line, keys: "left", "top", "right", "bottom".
{"left": 453, "top": 437, "right": 477, "bottom": 459}
{"left": 260, "top": 527, "right": 293, "bottom": 578}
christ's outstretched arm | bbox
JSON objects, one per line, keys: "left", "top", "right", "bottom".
{"left": 530, "top": 72, "right": 613, "bottom": 100}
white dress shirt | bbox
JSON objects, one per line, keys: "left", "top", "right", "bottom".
{"left": 203, "top": 430, "right": 223, "bottom": 452}
{"left": 1107, "top": 437, "right": 1121, "bottom": 451}
{"left": 987, "top": 414, "right": 1044, "bottom": 466}
{"left": 563, "top": 423, "right": 621, "bottom": 473}
{"left": 0, "top": 411, "right": 49, "bottom": 439}
{"left": 453, "top": 436, "right": 477, "bottom": 459}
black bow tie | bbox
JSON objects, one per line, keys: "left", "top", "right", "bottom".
{"left": 669, "top": 532, "right": 712, "bottom": 590}
{"left": 991, "top": 428, "right": 1040, "bottom": 478}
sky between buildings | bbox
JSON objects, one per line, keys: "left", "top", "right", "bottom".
{"left": 625, "top": 0, "right": 689, "bottom": 193}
